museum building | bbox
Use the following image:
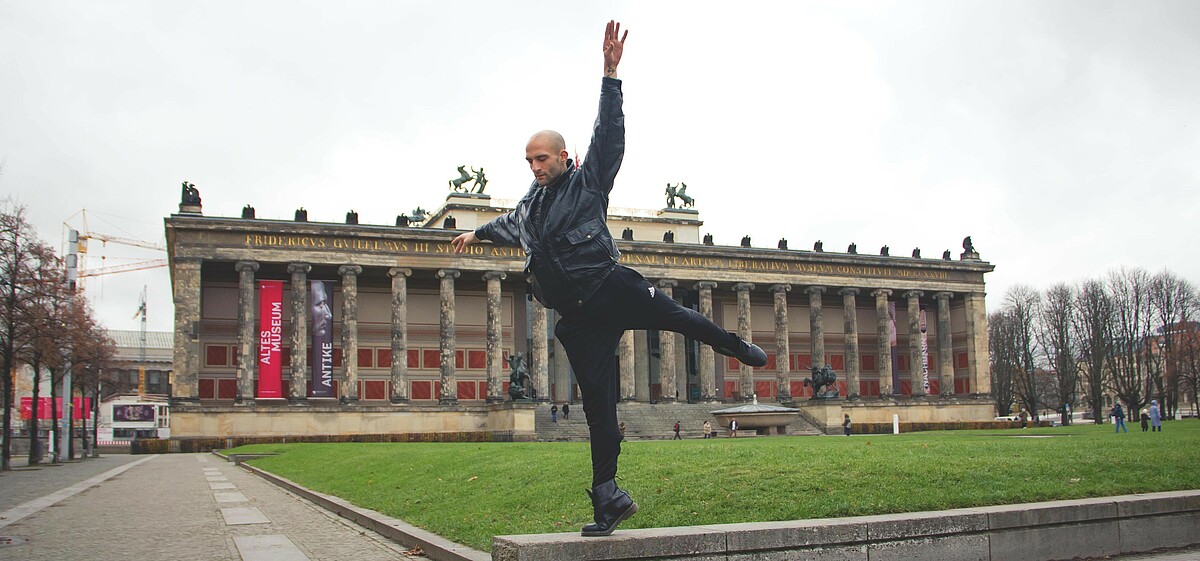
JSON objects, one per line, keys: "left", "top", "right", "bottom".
{"left": 166, "top": 190, "right": 995, "bottom": 440}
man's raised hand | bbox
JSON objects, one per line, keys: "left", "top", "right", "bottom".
{"left": 451, "top": 231, "right": 478, "bottom": 254}
{"left": 603, "top": 20, "right": 628, "bottom": 78}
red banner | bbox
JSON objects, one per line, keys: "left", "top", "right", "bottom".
{"left": 257, "top": 280, "right": 284, "bottom": 398}
{"left": 19, "top": 397, "right": 93, "bottom": 421}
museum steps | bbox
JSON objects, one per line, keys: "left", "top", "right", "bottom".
{"left": 533, "top": 402, "right": 823, "bottom": 441}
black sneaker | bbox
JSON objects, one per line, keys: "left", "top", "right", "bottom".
{"left": 713, "top": 337, "right": 768, "bottom": 367}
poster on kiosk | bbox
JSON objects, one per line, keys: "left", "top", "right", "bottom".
{"left": 257, "top": 280, "right": 284, "bottom": 398}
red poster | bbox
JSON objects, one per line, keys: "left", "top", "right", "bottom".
{"left": 257, "top": 280, "right": 284, "bottom": 398}
{"left": 19, "top": 397, "right": 93, "bottom": 421}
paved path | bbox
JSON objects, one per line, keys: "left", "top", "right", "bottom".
{"left": 0, "top": 453, "right": 426, "bottom": 560}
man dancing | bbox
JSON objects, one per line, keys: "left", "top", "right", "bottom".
{"left": 451, "top": 20, "right": 766, "bottom": 537}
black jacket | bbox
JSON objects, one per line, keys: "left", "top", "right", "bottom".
{"left": 474, "top": 77, "right": 625, "bottom": 313}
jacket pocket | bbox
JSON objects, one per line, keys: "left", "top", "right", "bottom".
{"left": 564, "top": 218, "right": 603, "bottom": 245}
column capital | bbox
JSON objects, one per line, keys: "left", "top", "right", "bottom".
{"left": 838, "top": 287, "right": 860, "bottom": 297}
{"left": 934, "top": 291, "right": 954, "bottom": 301}
{"left": 695, "top": 281, "right": 718, "bottom": 291}
{"left": 904, "top": 290, "right": 925, "bottom": 299}
{"left": 388, "top": 267, "right": 412, "bottom": 279}
{"left": 338, "top": 264, "right": 363, "bottom": 276}
{"left": 656, "top": 279, "right": 678, "bottom": 289}
{"left": 733, "top": 282, "right": 756, "bottom": 292}
{"left": 871, "top": 288, "right": 893, "bottom": 298}
{"left": 234, "top": 260, "right": 259, "bottom": 273}
{"left": 806, "top": 285, "right": 826, "bottom": 297}
{"left": 437, "top": 268, "right": 461, "bottom": 279}
{"left": 287, "top": 262, "right": 311, "bottom": 274}
{"left": 483, "top": 271, "right": 507, "bottom": 281}
{"left": 770, "top": 284, "right": 791, "bottom": 294}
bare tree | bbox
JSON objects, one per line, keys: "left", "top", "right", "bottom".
{"left": 19, "top": 244, "right": 67, "bottom": 464}
{"left": 0, "top": 201, "right": 42, "bottom": 471}
{"left": 1178, "top": 317, "right": 1200, "bottom": 418}
{"left": 1039, "top": 283, "right": 1080, "bottom": 425}
{"left": 1105, "top": 267, "right": 1155, "bottom": 418}
{"left": 1149, "top": 271, "right": 1198, "bottom": 418}
{"left": 989, "top": 309, "right": 1019, "bottom": 417}
{"left": 1006, "top": 285, "right": 1042, "bottom": 421}
{"left": 1075, "top": 279, "right": 1112, "bottom": 423}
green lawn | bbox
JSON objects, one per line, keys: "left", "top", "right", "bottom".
{"left": 231, "top": 421, "right": 1200, "bottom": 552}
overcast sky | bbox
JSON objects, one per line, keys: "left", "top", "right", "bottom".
{"left": 2, "top": 1, "right": 1198, "bottom": 333}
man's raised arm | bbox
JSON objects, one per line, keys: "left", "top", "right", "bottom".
{"left": 584, "top": 20, "right": 629, "bottom": 196}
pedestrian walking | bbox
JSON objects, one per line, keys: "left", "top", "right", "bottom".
{"left": 1111, "top": 402, "right": 1128, "bottom": 433}
{"left": 551, "top": 404, "right": 558, "bottom": 423}
{"left": 729, "top": 418, "right": 739, "bottom": 438}
{"left": 1150, "top": 400, "right": 1163, "bottom": 432}
{"left": 672, "top": 421, "right": 681, "bottom": 440}
{"left": 562, "top": 402, "right": 570, "bottom": 420}
{"left": 702, "top": 420, "right": 712, "bottom": 438}
{"left": 450, "top": 20, "right": 767, "bottom": 538}
{"left": 843, "top": 414, "right": 852, "bottom": 436}
{"left": 1140, "top": 409, "right": 1149, "bottom": 432}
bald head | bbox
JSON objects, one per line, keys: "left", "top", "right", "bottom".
{"left": 526, "top": 130, "right": 570, "bottom": 187}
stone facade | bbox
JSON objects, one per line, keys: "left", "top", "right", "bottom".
{"left": 166, "top": 193, "right": 994, "bottom": 439}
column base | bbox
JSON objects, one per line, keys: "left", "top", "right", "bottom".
{"left": 339, "top": 396, "right": 359, "bottom": 405}
{"left": 439, "top": 397, "right": 459, "bottom": 406}
{"left": 234, "top": 398, "right": 255, "bottom": 407}
{"left": 171, "top": 396, "right": 201, "bottom": 406}
{"left": 390, "top": 396, "right": 410, "bottom": 405}
{"left": 288, "top": 397, "right": 310, "bottom": 406}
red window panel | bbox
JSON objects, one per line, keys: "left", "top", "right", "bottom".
{"left": 281, "top": 347, "right": 291, "bottom": 367}
{"left": 217, "top": 379, "right": 238, "bottom": 399}
{"left": 754, "top": 380, "right": 773, "bottom": 397}
{"left": 835, "top": 381, "right": 848, "bottom": 396}
{"left": 468, "top": 350, "right": 487, "bottom": 369}
{"left": 206, "top": 345, "right": 229, "bottom": 367}
{"left": 723, "top": 380, "right": 738, "bottom": 398}
{"left": 423, "top": 350, "right": 440, "bottom": 369}
{"left": 795, "top": 354, "right": 812, "bottom": 370}
{"left": 502, "top": 381, "right": 509, "bottom": 395}
{"left": 408, "top": 349, "right": 420, "bottom": 368}
{"left": 860, "top": 380, "right": 880, "bottom": 397}
{"left": 502, "top": 351, "right": 510, "bottom": 369}
{"left": 230, "top": 344, "right": 239, "bottom": 362}
{"left": 898, "top": 355, "right": 910, "bottom": 372}
{"left": 861, "top": 354, "right": 877, "bottom": 371}
{"left": 955, "top": 352, "right": 969, "bottom": 369}
{"left": 332, "top": 348, "right": 343, "bottom": 368}
{"left": 455, "top": 350, "right": 464, "bottom": 369}
{"left": 199, "top": 378, "right": 216, "bottom": 399}
{"left": 830, "top": 354, "right": 845, "bottom": 371}
{"left": 928, "top": 379, "right": 940, "bottom": 395}
{"left": 411, "top": 381, "right": 432, "bottom": 400}
{"left": 457, "top": 381, "right": 476, "bottom": 400}
{"left": 377, "top": 349, "right": 392, "bottom": 368}
{"left": 364, "top": 380, "right": 387, "bottom": 400}
{"left": 478, "top": 381, "right": 488, "bottom": 398}
{"left": 954, "top": 377, "right": 970, "bottom": 394}
{"left": 358, "top": 349, "right": 374, "bottom": 368}
{"left": 899, "top": 380, "right": 912, "bottom": 395}
{"left": 763, "top": 353, "right": 777, "bottom": 371}
{"left": 434, "top": 381, "right": 442, "bottom": 399}
{"left": 727, "top": 356, "right": 739, "bottom": 371}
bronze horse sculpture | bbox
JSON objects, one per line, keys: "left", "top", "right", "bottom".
{"left": 803, "top": 364, "right": 839, "bottom": 399}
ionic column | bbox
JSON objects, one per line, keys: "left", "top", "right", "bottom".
{"left": 530, "top": 297, "right": 549, "bottom": 402}
{"left": 171, "top": 257, "right": 202, "bottom": 402}
{"left": 807, "top": 286, "right": 826, "bottom": 369}
{"left": 696, "top": 281, "right": 719, "bottom": 401}
{"left": 484, "top": 271, "right": 506, "bottom": 402}
{"left": 287, "top": 263, "right": 310, "bottom": 403}
{"left": 234, "top": 260, "right": 259, "bottom": 403}
{"left": 873, "top": 289, "right": 894, "bottom": 396}
{"left": 964, "top": 291, "right": 991, "bottom": 396}
{"left": 935, "top": 292, "right": 955, "bottom": 397}
{"left": 656, "top": 279, "right": 679, "bottom": 403}
{"left": 771, "top": 284, "right": 792, "bottom": 403}
{"left": 633, "top": 331, "right": 650, "bottom": 402}
{"left": 840, "top": 288, "right": 860, "bottom": 398}
{"left": 389, "top": 268, "right": 412, "bottom": 403}
{"left": 619, "top": 331, "right": 635, "bottom": 401}
{"left": 905, "top": 291, "right": 925, "bottom": 396}
{"left": 339, "top": 265, "right": 363, "bottom": 403}
{"left": 734, "top": 283, "right": 756, "bottom": 401}
{"left": 437, "top": 269, "right": 460, "bottom": 404}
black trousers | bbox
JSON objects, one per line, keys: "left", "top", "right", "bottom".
{"left": 554, "top": 265, "right": 739, "bottom": 487}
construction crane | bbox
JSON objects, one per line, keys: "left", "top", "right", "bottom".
{"left": 64, "top": 209, "right": 168, "bottom": 280}
{"left": 132, "top": 286, "right": 148, "bottom": 396}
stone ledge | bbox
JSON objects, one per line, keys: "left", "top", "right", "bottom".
{"left": 493, "top": 490, "right": 1200, "bottom": 561}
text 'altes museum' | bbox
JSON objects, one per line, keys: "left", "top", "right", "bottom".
{"left": 165, "top": 188, "right": 995, "bottom": 441}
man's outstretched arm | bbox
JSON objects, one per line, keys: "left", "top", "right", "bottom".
{"left": 603, "top": 20, "right": 627, "bottom": 79}
{"left": 584, "top": 20, "right": 629, "bottom": 196}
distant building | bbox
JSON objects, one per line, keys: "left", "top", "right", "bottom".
{"left": 106, "top": 329, "right": 173, "bottom": 397}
